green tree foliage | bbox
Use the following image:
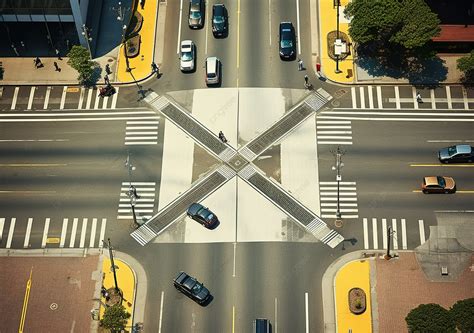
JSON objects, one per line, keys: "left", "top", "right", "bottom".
{"left": 457, "top": 50, "right": 474, "bottom": 85}
{"left": 405, "top": 303, "right": 456, "bottom": 333}
{"left": 100, "top": 304, "right": 131, "bottom": 333}
{"left": 67, "top": 45, "right": 97, "bottom": 85}
{"left": 450, "top": 298, "right": 474, "bottom": 332}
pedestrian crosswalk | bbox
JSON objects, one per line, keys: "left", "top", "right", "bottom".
{"left": 0, "top": 217, "right": 107, "bottom": 249}
{"left": 319, "top": 181, "right": 358, "bottom": 218}
{"left": 117, "top": 182, "right": 156, "bottom": 220}
{"left": 125, "top": 120, "right": 160, "bottom": 145}
{"left": 362, "top": 217, "right": 427, "bottom": 250}
{"left": 1, "top": 85, "right": 122, "bottom": 111}
{"left": 316, "top": 120, "right": 353, "bottom": 145}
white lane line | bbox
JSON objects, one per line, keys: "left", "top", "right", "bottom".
{"left": 44, "top": 87, "right": 51, "bottom": 109}
{"left": 305, "top": 292, "right": 309, "bottom": 333}
{"left": 0, "top": 218, "right": 5, "bottom": 240}
{"left": 372, "top": 218, "right": 378, "bottom": 249}
{"left": 418, "top": 219, "right": 425, "bottom": 244}
{"left": 296, "top": 0, "right": 302, "bottom": 55}
{"left": 78, "top": 87, "right": 85, "bottom": 109}
{"left": 317, "top": 125, "right": 351, "bottom": 129}
{"left": 41, "top": 218, "right": 50, "bottom": 248}
{"left": 126, "top": 131, "right": 157, "bottom": 135}
{"left": 274, "top": 297, "right": 278, "bottom": 333}
{"left": 317, "top": 120, "right": 351, "bottom": 124}
{"left": 401, "top": 218, "right": 407, "bottom": 249}
{"left": 392, "top": 218, "right": 398, "bottom": 250}
{"left": 98, "top": 218, "right": 107, "bottom": 247}
{"left": 382, "top": 218, "right": 387, "bottom": 249}
{"left": 446, "top": 86, "right": 452, "bottom": 109}
{"left": 177, "top": 0, "right": 184, "bottom": 54}
{"left": 125, "top": 141, "right": 158, "bottom": 145}
{"left": 125, "top": 136, "right": 159, "bottom": 141}
{"left": 205, "top": 0, "right": 209, "bottom": 54}
{"left": 351, "top": 87, "right": 357, "bottom": 108}
{"left": 430, "top": 89, "right": 436, "bottom": 109}
{"left": 319, "top": 116, "right": 474, "bottom": 122}
{"left": 121, "top": 181, "right": 156, "bottom": 185}
{"left": 94, "top": 90, "right": 100, "bottom": 109}
{"left": 363, "top": 218, "right": 369, "bottom": 249}
{"left": 89, "top": 218, "right": 97, "bottom": 248}
{"left": 69, "top": 217, "right": 78, "bottom": 247}
{"left": 111, "top": 87, "right": 119, "bottom": 109}
{"left": 368, "top": 86, "right": 374, "bottom": 109}
{"left": 11, "top": 87, "right": 19, "bottom": 110}
{"left": 127, "top": 121, "right": 159, "bottom": 125}
{"left": 6, "top": 218, "right": 16, "bottom": 248}
{"left": 24, "top": 217, "right": 33, "bottom": 248}
{"left": 394, "top": 86, "right": 400, "bottom": 109}
{"left": 27, "top": 87, "right": 36, "bottom": 110}
{"left": 59, "top": 218, "right": 68, "bottom": 248}
{"left": 60, "top": 86, "right": 67, "bottom": 109}
{"left": 79, "top": 218, "right": 88, "bottom": 248}
{"left": 102, "top": 96, "right": 109, "bottom": 109}
{"left": 158, "top": 291, "right": 165, "bottom": 333}
{"left": 412, "top": 87, "right": 418, "bottom": 109}
{"left": 233, "top": 242, "right": 237, "bottom": 277}
{"left": 462, "top": 87, "right": 469, "bottom": 110}
{"left": 376, "top": 86, "right": 383, "bottom": 108}
{"left": 86, "top": 88, "right": 93, "bottom": 109}
{"left": 359, "top": 87, "right": 365, "bottom": 109}
{"left": 268, "top": 0, "right": 272, "bottom": 46}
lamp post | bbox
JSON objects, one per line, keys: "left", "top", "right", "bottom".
{"left": 102, "top": 238, "right": 120, "bottom": 293}
{"left": 334, "top": 0, "right": 342, "bottom": 74}
{"left": 384, "top": 226, "right": 394, "bottom": 260}
{"left": 81, "top": 24, "right": 93, "bottom": 58}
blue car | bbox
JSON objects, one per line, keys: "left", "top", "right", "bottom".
{"left": 186, "top": 203, "right": 219, "bottom": 229}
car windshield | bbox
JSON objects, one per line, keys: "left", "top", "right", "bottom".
{"left": 182, "top": 51, "right": 193, "bottom": 61}
{"left": 281, "top": 33, "right": 293, "bottom": 48}
{"left": 192, "top": 282, "right": 203, "bottom": 294}
{"left": 447, "top": 146, "right": 458, "bottom": 156}
{"left": 437, "top": 176, "right": 446, "bottom": 187}
{"left": 206, "top": 213, "right": 214, "bottom": 221}
{"left": 190, "top": 11, "right": 201, "bottom": 19}
{"left": 207, "top": 73, "right": 216, "bottom": 78}
{"left": 214, "top": 16, "right": 224, "bottom": 23}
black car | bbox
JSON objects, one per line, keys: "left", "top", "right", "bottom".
{"left": 438, "top": 144, "right": 474, "bottom": 163}
{"left": 187, "top": 203, "right": 219, "bottom": 228}
{"left": 279, "top": 22, "right": 296, "bottom": 60}
{"left": 188, "top": 0, "right": 204, "bottom": 29}
{"left": 173, "top": 271, "right": 211, "bottom": 305}
{"left": 212, "top": 4, "right": 228, "bottom": 37}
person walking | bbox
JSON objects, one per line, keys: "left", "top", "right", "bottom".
{"left": 104, "top": 74, "right": 110, "bottom": 85}
{"left": 105, "top": 64, "right": 112, "bottom": 75}
{"left": 55, "top": 48, "right": 62, "bottom": 60}
{"left": 53, "top": 61, "right": 61, "bottom": 72}
{"left": 298, "top": 58, "right": 304, "bottom": 71}
{"left": 416, "top": 92, "right": 423, "bottom": 103}
{"left": 34, "top": 57, "right": 42, "bottom": 69}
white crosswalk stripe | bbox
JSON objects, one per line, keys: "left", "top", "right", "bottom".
{"left": 316, "top": 120, "right": 353, "bottom": 145}
{"left": 117, "top": 182, "right": 156, "bottom": 220}
{"left": 319, "top": 181, "right": 358, "bottom": 218}
{"left": 124, "top": 120, "right": 159, "bottom": 145}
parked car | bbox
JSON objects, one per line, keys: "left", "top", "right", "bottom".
{"left": 173, "top": 271, "right": 211, "bottom": 305}
{"left": 253, "top": 318, "right": 270, "bottom": 333}
{"left": 212, "top": 4, "right": 228, "bottom": 37}
{"left": 279, "top": 22, "right": 296, "bottom": 60}
{"left": 180, "top": 40, "right": 195, "bottom": 72}
{"left": 188, "top": 0, "right": 204, "bottom": 29}
{"left": 205, "top": 57, "right": 221, "bottom": 85}
{"left": 422, "top": 176, "right": 456, "bottom": 194}
{"left": 187, "top": 203, "right": 219, "bottom": 228}
{"left": 438, "top": 144, "right": 474, "bottom": 163}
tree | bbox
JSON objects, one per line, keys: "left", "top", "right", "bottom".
{"left": 450, "top": 298, "right": 474, "bottom": 332}
{"left": 100, "top": 304, "right": 131, "bottom": 333}
{"left": 67, "top": 45, "right": 98, "bottom": 86}
{"left": 405, "top": 303, "right": 456, "bottom": 333}
{"left": 457, "top": 50, "right": 474, "bottom": 85}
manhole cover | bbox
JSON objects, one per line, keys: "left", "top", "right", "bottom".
{"left": 50, "top": 303, "right": 58, "bottom": 310}
{"left": 333, "top": 89, "right": 348, "bottom": 99}
{"left": 331, "top": 100, "right": 341, "bottom": 107}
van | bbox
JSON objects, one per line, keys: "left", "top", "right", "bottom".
{"left": 253, "top": 318, "right": 270, "bottom": 333}
{"left": 205, "top": 56, "right": 220, "bottom": 85}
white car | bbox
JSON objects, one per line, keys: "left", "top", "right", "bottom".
{"left": 180, "top": 40, "right": 195, "bottom": 72}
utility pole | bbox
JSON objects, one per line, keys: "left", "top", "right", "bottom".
{"left": 384, "top": 226, "right": 393, "bottom": 260}
{"left": 103, "top": 238, "right": 120, "bottom": 293}
{"left": 331, "top": 146, "right": 345, "bottom": 227}
{"left": 334, "top": 0, "right": 342, "bottom": 74}
{"left": 81, "top": 24, "right": 93, "bottom": 58}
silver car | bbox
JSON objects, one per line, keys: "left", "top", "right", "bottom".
{"left": 180, "top": 40, "right": 195, "bottom": 72}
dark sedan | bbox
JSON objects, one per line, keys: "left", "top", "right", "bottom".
{"left": 438, "top": 144, "right": 474, "bottom": 163}
{"left": 279, "top": 22, "right": 296, "bottom": 60}
{"left": 212, "top": 4, "right": 228, "bottom": 37}
{"left": 173, "top": 271, "right": 211, "bottom": 305}
{"left": 188, "top": 0, "right": 204, "bottom": 29}
{"left": 187, "top": 203, "right": 219, "bottom": 228}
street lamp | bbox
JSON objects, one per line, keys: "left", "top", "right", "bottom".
{"left": 102, "top": 238, "right": 121, "bottom": 294}
{"left": 384, "top": 226, "right": 394, "bottom": 260}
{"left": 81, "top": 24, "right": 93, "bottom": 58}
{"left": 334, "top": 0, "right": 342, "bottom": 74}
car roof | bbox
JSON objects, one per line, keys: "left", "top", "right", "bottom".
{"left": 181, "top": 40, "right": 193, "bottom": 47}
{"left": 424, "top": 176, "right": 442, "bottom": 185}
{"left": 206, "top": 56, "right": 218, "bottom": 67}
{"left": 191, "top": 0, "right": 201, "bottom": 4}
{"left": 280, "top": 22, "right": 293, "bottom": 29}
{"left": 213, "top": 3, "right": 225, "bottom": 10}
{"left": 455, "top": 145, "right": 472, "bottom": 154}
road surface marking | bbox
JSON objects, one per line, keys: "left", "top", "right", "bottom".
{"left": 411, "top": 164, "right": 474, "bottom": 167}
{"left": 41, "top": 218, "right": 50, "bottom": 248}
{"left": 69, "top": 217, "right": 78, "bottom": 247}
{"left": 60, "top": 86, "right": 67, "bottom": 109}
{"left": 359, "top": 87, "right": 365, "bottom": 109}
{"left": 372, "top": 218, "right": 378, "bottom": 249}
{"left": 19, "top": 269, "right": 33, "bottom": 333}
{"left": 177, "top": 0, "right": 183, "bottom": 54}
{"left": 305, "top": 292, "right": 309, "bottom": 333}
{"left": 274, "top": 297, "right": 278, "bottom": 333}
{"left": 24, "top": 218, "right": 33, "bottom": 248}
{"left": 79, "top": 217, "right": 87, "bottom": 248}
{"left": 6, "top": 218, "right": 16, "bottom": 248}
{"left": 102, "top": 96, "right": 109, "bottom": 109}
{"left": 46, "top": 237, "right": 60, "bottom": 244}
{"left": 0, "top": 163, "right": 66, "bottom": 167}
{"left": 59, "top": 218, "right": 68, "bottom": 248}
{"left": 86, "top": 88, "right": 93, "bottom": 109}
{"left": 27, "top": 87, "right": 35, "bottom": 110}
{"left": 412, "top": 87, "right": 418, "bottom": 109}
{"left": 78, "top": 87, "right": 85, "bottom": 109}
{"left": 237, "top": 0, "right": 241, "bottom": 70}
{"left": 462, "top": 87, "right": 469, "bottom": 109}
{"left": 427, "top": 140, "right": 474, "bottom": 143}
{"left": 206, "top": 0, "right": 210, "bottom": 55}
{"left": 0, "top": 218, "right": 5, "bottom": 241}
{"left": 98, "top": 218, "right": 107, "bottom": 247}
{"left": 94, "top": 90, "right": 100, "bottom": 109}
{"left": 232, "top": 306, "right": 235, "bottom": 333}
{"left": 90, "top": 218, "right": 97, "bottom": 248}
{"left": 430, "top": 89, "right": 436, "bottom": 109}
{"left": 392, "top": 218, "right": 398, "bottom": 250}
{"left": 376, "top": 86, "right": 383, "bottom": 108}
{"left": 11, "top": 87, "right": 19, "bottom": 110}
{"left": 158, "top": 291, "right": 165, "bottom": 333}
{"left": 368, "top": 86, "right": 374, "bottom": 109}
{"left": 401, "top": 218, "right": 407, "bottom": 249}
{"left": 351, "top": 87, "right": 357, "bottom": 108}
{"left": 296, "top": 0, "right": 301, "bottom": 55}
{"left": 233, "top": 242, "right": 237, "bottom": 277}
{"left": 43, "top": 87, "right": 51, "bottom": 109}
{"left": 111, "top": 87, "right": 119, "bottom": 109}
{"left": 382, "top": 218, "right": 387, "bottom": 249}
{"left": 394, "top": 86, "right": 400, "bottom": 109}
{"left": 268, "top": 0, "right": 272, "bottom": 45}
{"left": 446, "top": 86, "right": 452, "bottom": 109}
{"left": 418, "top": 220, "right": 425, "bottom": 244}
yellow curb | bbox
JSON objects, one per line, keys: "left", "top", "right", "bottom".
{"left": 320, "top": 0, "right": 355, "bottom": 83}
{"left": 117, "top": 1, "right": 159, "bottom": 83}
{"left": 100, "top": 258, "right": 135, "bottom": 329}
{"left": 335, "top": 260, "right": 372, "bottom": 332}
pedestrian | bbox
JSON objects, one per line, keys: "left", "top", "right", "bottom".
{"left": 105, "top": 64, "right": 112, "bottom": 75}
{"left": 298, "top": 58, "right": 304, "bottom": 71}
{"left": 34, "top": 57, "right": 42, "bottom": 69}
{"left": 304, "top": 75, "right": 309, "bottom": 85}
{"left": 53, "top": 61, "right": 61, "bottom": 72}
{"left": 104, "top": 74, "right": 110, "bottom": 85}
{"left": 140, "top": 0, "right": 145, "bottom": 9}
{"left": 55, "top": 48, "right": 62, "bottom": 60}
{"left": 416, "top": 92, "right": 423, "bottom": 103}
{"left": 151, "top": 62, "right": 159, "bottom": 77}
